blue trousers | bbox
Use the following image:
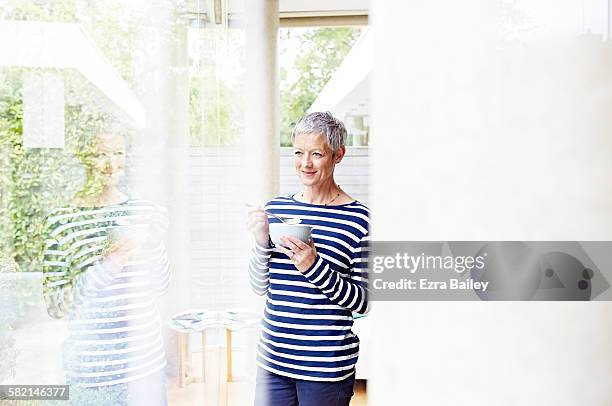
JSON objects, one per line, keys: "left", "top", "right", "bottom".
{"left": 254, "top": 368, "right": 355, "bottom": 406}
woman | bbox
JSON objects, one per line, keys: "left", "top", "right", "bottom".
{"left": 42, "top": 129, "right": 170, "bottom": 406}
{"left": 247, "top": 112, "right": 369, "bottom": 406}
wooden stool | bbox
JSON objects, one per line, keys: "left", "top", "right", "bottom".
{"left": 226, "top": 326, "right": 255, "bottom": 382}
{"left": 226, "top": 328, "right": 233, "bottom": 382}
{"left": 169, "top": 310, "right": 214, "bottom": 388}
{"left": 170, "top": 309, "right": 260, "bottom": 385}
{"left": 176, "top": 329, "right": 207, "bottom": 387}
{"left": 176, "top": 327, "right": 235, "bottom": 383}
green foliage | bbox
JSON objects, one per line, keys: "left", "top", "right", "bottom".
{"left": 2, "top": 0, "right": 76, "bottom": 22}
{"left": 0, "top": 399, "right": 40, "bottom": 406}
{"left": 280, "top": 27, "right": 361, "bottom": 146}
{"left": 0, "top": 253, "right": 18, "bottom": 384}
{"left": 1, "top": 0, "right": 139, "bottom": 85}
{"left": 189, "top": 72, "right": 241, "bottom": 147}
{"left": 0, "top": 69, "right": 109, "bottom": 272}
{"left": 188, "top": 28, "right": 244, "bottom": 147}
{"left": 0, "top": 1, "right": 139, "bottom": 272}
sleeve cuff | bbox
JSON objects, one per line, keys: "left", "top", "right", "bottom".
{"left": 254, "top": 239, "right": 273, "bottom": 256}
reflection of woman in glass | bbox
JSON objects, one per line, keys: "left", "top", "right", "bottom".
{"left": 247, "top": 112, "right": 369, "bottom": 406}
{"left": 42, "top": 129, "right": 170, "bottom": 406}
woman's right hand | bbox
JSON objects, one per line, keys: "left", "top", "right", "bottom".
{"left": 247, "top": 206, "right": 270, "bottom": 247}
{"left": 101, "top": 235, "right": 140, "bottom": 274}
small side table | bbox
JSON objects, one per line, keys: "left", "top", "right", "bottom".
{"left": 169, "top": 309, "right": 261, "bottom": 385}
{"left": 169, "top": 310, "right": 214, "bottom": 387}
{"left": 220, "top": 310, "right": 261, "bottom": 382}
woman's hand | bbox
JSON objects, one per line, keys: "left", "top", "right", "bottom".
{"left": 278, "top": 236, "right": 317, "bottom": 273}
{"left": 100, "top": 236, "right": 139, "bottom": 276}
{"left": 247, "top": 206, "right": 270, "bottom": 247}
{"left": 104, "top": 234, "right": 140, "bottom": 259}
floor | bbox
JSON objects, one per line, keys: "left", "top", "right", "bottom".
{"left": 7, "top": 308, "right": 367, "bottom": 406}
{"left": 166, "top": 348, "right": 368, "bottom": 406}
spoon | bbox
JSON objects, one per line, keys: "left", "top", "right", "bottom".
{"left": 245, "top": 203, "right": 302, "bottom": 225}
{"left": 265, "top": 210, "right": 302, "bottom": 225}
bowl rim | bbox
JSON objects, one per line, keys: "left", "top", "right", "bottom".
{"left": 269, "top": 223, "right": 312, "bottom": 228}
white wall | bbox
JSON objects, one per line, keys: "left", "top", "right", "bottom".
{"left": 370, "top": 0, "right": 612, "bottom": 404}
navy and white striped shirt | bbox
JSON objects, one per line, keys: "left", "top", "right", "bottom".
{"left": 249, "top": 195, "right": 369, "bottom": 381}
{"left": 42, "top": 199, "right": 171, "bottom": 387}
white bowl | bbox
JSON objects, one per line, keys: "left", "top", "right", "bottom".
{"left": 269, "top": 223, "right": 312, "bottom": 247}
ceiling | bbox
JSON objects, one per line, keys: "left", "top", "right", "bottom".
{"left": 308, "top": 28, "right": 372, "bottom": 120}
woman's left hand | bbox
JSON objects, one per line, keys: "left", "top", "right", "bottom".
{"left": 278, "top": 236, "right": 317, "bottom": 273}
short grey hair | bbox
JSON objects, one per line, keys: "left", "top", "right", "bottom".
{"left": 291, "top": 111, "right": 347, "bottom": 155}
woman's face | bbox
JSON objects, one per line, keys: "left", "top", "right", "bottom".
{"left": 89, "top": 133, "right": 126, "bottom": 187}
{"left": 293, "top": 132, "right": 343, "bottom": 188}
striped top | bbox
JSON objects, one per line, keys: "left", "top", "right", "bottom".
{"left": 42, "top": 199, "right": 171, "bottom": 387}
{"left": 249, "top": 195, "right": 369, "bottom": 381}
